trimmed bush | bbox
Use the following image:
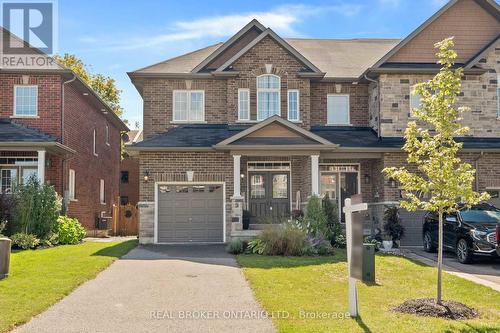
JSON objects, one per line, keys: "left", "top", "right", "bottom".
{"left": 247, "top": 238, "right": 266, "bottom": 254}
{"left": 226, "top": 239, "right": 245, "bottom": 254}
{"left": 11, "top": 233, "right": 40, "bottom": 250}
{"left": 383, "top": 206, "right": 405, "bottom": 244}
{"left": 55, "top": 216, "right": 86, "bottom": 244}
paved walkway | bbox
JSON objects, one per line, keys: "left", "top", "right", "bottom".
{"left": 14, "top": 245, "right": 275, "bottom": 333}
{"left": 404, "top": 247, "right": 500, "bottom": 292}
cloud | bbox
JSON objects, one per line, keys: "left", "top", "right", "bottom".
{"left": 80, "top": 3, "right": 363, "bottom": 52}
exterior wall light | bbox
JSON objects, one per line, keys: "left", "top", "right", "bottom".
{"left": 186, "top": 170, "right": 194, "bottom": 182}
{"left": 389, "top": 178, "right": 397, "bottom": 188}
{"left": 364, "top": 174, "right": 370, "bottom": 184}
{"left": 143, "top": 170, "right": 150, "bottom": 183}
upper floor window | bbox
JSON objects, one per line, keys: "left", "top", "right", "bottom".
{"left": 287, "top": 90, "right": 299, "bottom": 121}
{"left": 69, "top": 169, "right": 76, "bottom": 200}
{"left": 100, "top": 179, "right": 105, "bottom": 204}
{"left": 105, "top": 124, "right": 110, "bottom": 145}
{"left": 173, "top": 90, "right": 204, "bottom": 122}
{"left": 93, "top": 129, "right": 98, "bottom": 156}
{"left": 327, "top": 94, "right": 349, "bottom": 125}
{"left": 410, "top": 92, "right": 422, "bottom": 117}
{"left": 257, "top": 75, "right": 280, "bottom": 121}
{"left": 238, "top": 89, "right": 250, "bottom": 121}
{"left": 14, "top": 85, "right": 38, "bottom": 117}
{"left": 121, "top": 171, "right": 129, "bottom": 184}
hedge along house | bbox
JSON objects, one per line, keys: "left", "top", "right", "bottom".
{"left": 128, "top": 0, "right": 500, "bottom": 245}
{"left": 0, "top": 28, "right": 129, "bottom": 232}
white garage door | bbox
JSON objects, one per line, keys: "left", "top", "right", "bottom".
{"left": 157, "top": 184, "right": 224, "bottom": 243}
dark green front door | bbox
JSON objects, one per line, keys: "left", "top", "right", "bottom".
{"left": 248, "top": 172, "right": 290, "bottom": 223}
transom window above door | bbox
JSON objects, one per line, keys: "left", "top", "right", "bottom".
{"left": 173, "top": 90, "right": 205, "bottom": 122}
{"left": 257, "top": 75, "right": 280, "bottom": 121}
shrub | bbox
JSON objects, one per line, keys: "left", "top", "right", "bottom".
{"left": 11, "top": 233, "right": 40, "bottom": 250}
{"left": 247, "top": 238, "right": 266, "bottom": 254}
{"left": 304, "top": 195, "right": 328, "bottom": 236}
{"left": 55, "top": 216, "right": 86, "bottom": 244}
{"left": 332, "top": 233, "right": 346, "bottom": 248}
{"left": 282, "top": 226, "right": 308, "bottom": 256}
{"left": 226, "top": 239, "right": 245, "bottom": 254}
{"left": 11, "top": 176, "right": 61, "bottom": 239}
{"left": 383, "top": 206, "right": 405, "bottom": 243}
{"left": 40, "top": 232, "right": 59, "bottom": 247}
{"left": 307, "top": 232, "right": 334, "bottom": 255}
{"left": 255, "top": 224, "right": 308, "bottom": 256}
{"left": 0, "top": 220, "right": 6, "bottom": 237}
{"left": 0, "top": 191, "right": 16, "bottom": 235}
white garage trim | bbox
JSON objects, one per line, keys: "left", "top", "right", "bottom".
{"left": 154, "top": 181, "right": 226, "bottom": 244}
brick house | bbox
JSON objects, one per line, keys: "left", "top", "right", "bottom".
{"left": 0, "top": 33, "right": 129, "bottom": 231}
{"left": 128, "top": 0, "right": 500, "bottom": 245}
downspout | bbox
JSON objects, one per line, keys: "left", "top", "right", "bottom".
{"left": 60, "top": 73, "right": 77, "bottom": 214}
{"left": 474, "top": 151, "right": 484, "bottom": 192}
{"left": 364, "top": 73, "right": 381, "bottom": 138}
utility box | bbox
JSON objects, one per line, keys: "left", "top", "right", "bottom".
{"left": 362, "top": 243, "right": 375, "bottom": 283}
{"left": 0, "top": 238, "right": 12, "bottom": 280}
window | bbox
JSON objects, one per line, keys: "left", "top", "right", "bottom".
{"left": 99, "top": 179, "right": 105, "bottom": 204}
{"left": 287, "top": 90, "right": 299, "bottom": 121}
{"left": 410, "top": 92, "right": 422, "bottom": 116}
{"left": 173, "top": 90, "right": 204, "bottom": 122}
{"left": 93, "top": 129, "right": 98, "bottom": 156}
{"left": 257, "top": 75, "right": 280, "bottom": 120}
{"left": 1, "top": 169, "right": 17, "bottom": 193}
{"left": 327, "top": 95, "right": 349, "bottom": 125}
{"left": 121, "top": 171, "right": 129, "bottom": 184}
{"left": 120, "top": 196, "right": 129, "bottom": 205}
{"left": 14, "top": 85, "right": 38, "bottom": 116}
{"left": 105, "top": 124, "right": 110, "bottom": 145}
{"left": 69, "top": 169, "right": 75, "bottom": 200}
{"left": 497, "top": 76, "right": 500, "bottom": 118}
{"left": 238, "top": 89, "right": 250, "bottom": 121}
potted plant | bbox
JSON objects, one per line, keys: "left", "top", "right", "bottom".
{"left": 383, "top": 206, "right": 405, "bottom": 249}
{"left": 382, "top": 234, "right": 393, "bottom": 251}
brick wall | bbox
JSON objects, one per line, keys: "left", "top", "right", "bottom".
{"left": 310, "top": 82, "right": 369, "bottom": 127}
{"left": 64, "top": 84, "right": 121, "bottom": 228}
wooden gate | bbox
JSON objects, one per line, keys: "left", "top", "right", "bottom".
{"left": 112, "top": 204, "right": 138, "bottom": 236}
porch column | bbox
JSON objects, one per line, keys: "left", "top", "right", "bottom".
{"left": 311, "top": 154, "right": 319, "bottom": 196}
{"left": 233, "top": 154, "right": 242, "bottom": 198}
{"left": 37, "top": 150, "right": 46, "bottom": 184}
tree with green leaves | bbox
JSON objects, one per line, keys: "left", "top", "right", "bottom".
{"left": 383, "top": 37, "right": 489, "bottom": 305}
{"left": 54, "top": 54, "right": 123, "bottom": 118}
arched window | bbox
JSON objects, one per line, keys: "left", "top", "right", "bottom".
{"left": 257, "top": 74, "right": 280, "bottom": 120}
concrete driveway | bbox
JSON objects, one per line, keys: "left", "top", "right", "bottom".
{"left": 405, "top": 247, "right": 500, "bottom": 292}
{"left": 14, "top": 245, "right": 275, "bottom": 333}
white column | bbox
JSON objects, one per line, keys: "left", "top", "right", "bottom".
{"left": 311, "top": 155, "right": 319, "bottom": 196}
{"left": 37, "top": 150, "right": 46, "bottom": 184}
{"left": 233, "top": 155, "right": 241, "bottom": 198}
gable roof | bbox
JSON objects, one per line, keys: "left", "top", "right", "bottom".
{"left": 465, "top": 34, "right": 500, "bottom": 68}
{"left": 372, "top": 0, "right": 500, "bottom": 68}
{"left": 215, "top": 115, "right": 337, "bottom": 149}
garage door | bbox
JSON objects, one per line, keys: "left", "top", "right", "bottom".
{"left": 157, "top": 184, "right": 224, "bottom": 243}
{"left": 399, "top": 209, "right": 427, "bottom": 247}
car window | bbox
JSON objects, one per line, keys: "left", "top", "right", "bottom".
{"left": 460, "top": 209, "right": 500, "bottom": 224}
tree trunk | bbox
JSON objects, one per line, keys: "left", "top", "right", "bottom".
{"left": 437, "top": 208, "right": 443, "bottom": 304}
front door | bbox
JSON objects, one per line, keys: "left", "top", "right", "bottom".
{"left": 249, "top": 172, "right": 290, "bottom": 223}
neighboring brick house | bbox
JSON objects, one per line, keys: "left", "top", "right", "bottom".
{"left": 128, "top": 0, "right": 500, "bottom": 246}
{"left": 120, "top": 129, "right": 142, "bottom": 206}
{"left": 0, "top": 33, "right": 128, "bottom": 231}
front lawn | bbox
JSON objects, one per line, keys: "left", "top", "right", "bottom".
{"left": 237, "top": 251, "right": 500, "bottom": 333}
{"left": 0, "top": 240, "right": 137, "bottom": 332}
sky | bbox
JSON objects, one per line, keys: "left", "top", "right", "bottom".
{"left": 56, "top": 0, "right": 452, "bottom": 128}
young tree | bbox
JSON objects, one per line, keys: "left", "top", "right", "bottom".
{"left": 383, "top": 38, "right": 489, "bottom": 304}
{"left": 54, "top": 54, "right": 123, "bottom": 118}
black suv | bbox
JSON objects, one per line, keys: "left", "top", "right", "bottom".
{"left": 422, "top": 203, "right": 500, "bottom": 264}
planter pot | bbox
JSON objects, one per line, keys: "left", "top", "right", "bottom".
{"left": 382, "top": 240, "right": 393, "bottom": 251}
{"left": 0, "top": 238, "right": 12, "bottom": 280}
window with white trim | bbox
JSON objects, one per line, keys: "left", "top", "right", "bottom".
{"left": 173, "top": 90, "right": 204, "bottom": 122}
{"left": 93, "top": 129, "right": 98, "bottom": 156}
{"left": 257, "top": 75, "right": 280, "bottom": 120}
{"left": 238, "top": 89, "right": 250, "bottom": 121}
{"left": 14, "top": 85, "right": 38, "bottom": 116}
{"left": 410, "top": 92, "right": 422, "bottom": 116}
{"left": 69, "top": 169, "right": 75, "bottom": 200}
{"left": 105, "top": 124, "right": 110, "bottom": 145}
{"left": 497, "top": 75, "right": 500, "bottom": 118}
{"left": 99, "top": 179, "right": 105, "bottom": 204}
{"left": 287, "top": 90, "right": 299, "bottom": 121}
{"left": 327, "top": 94, "right": 349, "bottom": 125}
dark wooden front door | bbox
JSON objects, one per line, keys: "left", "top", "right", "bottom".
{"left": 248, "top": 172, "right": 290, "bottom": 223}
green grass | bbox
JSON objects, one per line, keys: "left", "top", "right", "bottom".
{"left": 237, "top": 250, "right": 500, "bottom": 333}
{"left": 0, "top": 240, "right": 137, "bottom": 332}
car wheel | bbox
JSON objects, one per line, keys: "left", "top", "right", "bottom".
{"left": 456, "top": 238, "right": 473, "bottom": 264}
{"left": 423, "top": 231, "right": 436, "bottom": 252}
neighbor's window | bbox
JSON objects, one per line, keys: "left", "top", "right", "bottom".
{"left": 99, "top": 179, "right": 105, "bottom": 204}
{"left": 287, "top": 90, "right": 299, "bottom": 121}
{"left": 410, "top": 92, "right": 422, "bottom": 116}
{"left": 121, "top": 171, "right": 129, "bottom": 184}
{"left": 497, "top": 76, "right": 500, "bottom": 118}
{"left": 173, "top": 90, "right": 204, "bottom": 122}
{"left": 105, "top": 124, "right": 110, "bottom": 145}
{"left": 238, "top": 88, "right": 250, "bottom": 121}
{"left": 93, "top": 129, "right": 98, "bottom": 156}
{"left": 257, "top": 74, "right": 280, "bottom": 120}
{"left": 69, "top": 169, "right": 76, "bottom": 200}
{"left": 327, "top": 94, "right": 349, "bottom": 125}
{"left": 14, "top": 85, "right": 38, "bottom": 116}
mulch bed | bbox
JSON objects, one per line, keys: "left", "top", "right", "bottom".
{"left": 393, "top": 298, "right": 478, "bottom": 320}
